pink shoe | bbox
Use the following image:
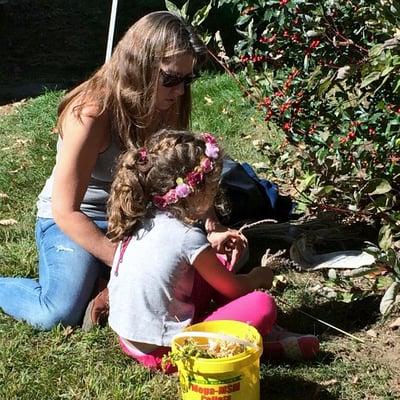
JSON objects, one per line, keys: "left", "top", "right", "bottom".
{"left": 263, "top": 325, "right": 319, "bottom": 361}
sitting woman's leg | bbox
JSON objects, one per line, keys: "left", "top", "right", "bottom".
{"left": 0, "top": 218, "right": 108, "bottom": 330}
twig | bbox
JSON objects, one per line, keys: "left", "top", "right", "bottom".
{"left": 239, "top": 218, "right": 278, "bottom": 233}
{"left": 277, "top": 297, "right": 365, "bottom": 343}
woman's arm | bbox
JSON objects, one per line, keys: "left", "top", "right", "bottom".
{"left": 193, "top": 246, "right": 273, "bottom": 299}
{"left": 52, "top": 105, "right": 117, "bottom": 267}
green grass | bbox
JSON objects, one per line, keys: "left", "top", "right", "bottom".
{"left": 0, "top": 74, "right": 398, "bottom": 400}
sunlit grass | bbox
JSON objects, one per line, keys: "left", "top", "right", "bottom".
{"left": 0, "top": 75, "right": 397, "bottom": 400}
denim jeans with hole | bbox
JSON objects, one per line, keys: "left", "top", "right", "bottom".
{"left": 0, "top": 218, "right": 109, "bottom": 330}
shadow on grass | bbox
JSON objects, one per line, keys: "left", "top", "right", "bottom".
{"left": 260, "top": 372, "right": 338, "bottom": 400}
{"left": 277, "top": 294, "right": 381, "bottom": 337}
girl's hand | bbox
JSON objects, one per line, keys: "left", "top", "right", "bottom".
{"left": 206, "top": 229, "right": 248, "bottom": 267}
{"left": 247, "top": 267, "right": 274, "bottom": 290}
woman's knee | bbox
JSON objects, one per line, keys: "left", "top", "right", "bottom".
{"left": 32, "top": 306, "right": 82, "bottom": 330}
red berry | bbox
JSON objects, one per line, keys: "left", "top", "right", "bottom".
{"left": 310, "top": 39, "right": 320, "bottom": 49}
{"left": 283, "top": 122, "right": 292, "bottom": 130}
{"left": 347, "top": 131, "right": 356, "bottom": 140}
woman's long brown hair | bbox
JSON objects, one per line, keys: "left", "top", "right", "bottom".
{"left": 56, "top": 11, "right": 207, "bottom": 150}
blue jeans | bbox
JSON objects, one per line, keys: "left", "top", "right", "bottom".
{"left": 0, "top": 218, "right": 109, "bottom": 330}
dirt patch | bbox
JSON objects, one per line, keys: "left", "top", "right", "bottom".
{"left": 360, "top": 323, "right": 400, "bottom": 366}
{"left": 0, "top": 99, "right": 26, "bottom": 116}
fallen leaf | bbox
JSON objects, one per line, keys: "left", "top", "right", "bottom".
{"left": 15, "top": 139, "right": 30, "bottom": 146}
{"left": 366, "top": 329, "right": 378, "bottom": 338}
{"left": 253, "top": 162, "right": 269, "bottom": 171}
{"left": 252, "top": 139, "right": 265, "bottom": 151}
{"left": 63, "top": 326, "right": 74, "bottom": 337}
{"left": 241, "top": 135, "right": 252, "bottom": 140}
{"left": 0, "top": 218, "right": 18, "bottom": 226}
{"left": 273, "top": 275, "right": 288, "bottom": 292}
{"left": 9, "top": 166, "right": 24, "bottom": 174}
{"left": 204, "top": 95, "right": 213, "bottom": 105}
{"left": 389, "top": 317, "right": 400, "bottom": 330}
{"left": 320, "top": 379, "right": 338, "bottom": 387}
{"left": 352, "top": 376, "right": 359, "bottom": 384}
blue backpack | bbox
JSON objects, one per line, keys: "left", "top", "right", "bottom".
{"left": 217, "top": 159, "right": 294, "bottom": 227}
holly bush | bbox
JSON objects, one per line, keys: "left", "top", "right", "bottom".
{"left": 208, "top": 0, "right": 400, "bottom": 300}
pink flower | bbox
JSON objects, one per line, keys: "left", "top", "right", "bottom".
{"left": 153, "top": 189, "right": 179, "bottom": 209}
{"left": 153, "top": 195, "right": 167, "bottom": 209}
{"left": 200, "top": 157, "right": 213, "bottom": 173}
{"left": 186, "top": 171, "right": 204, "bottom": 188}
{"left": 202, "top": 133, "right": 217, "bottom": 144}
{"left": 205, "top": 142, "right": 219, "bottom": 159}
{"left": 175, "top": 183, "right": 191, "bottom": 198}
{"left": 137, "top": 148, "right": 148, "bottom": 162}
{"left": 164, "top": 190, "right": 178, "bottom": 204}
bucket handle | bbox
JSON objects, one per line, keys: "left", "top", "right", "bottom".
{"left": 173, "top": 331, "right": 260, "bottom": 351}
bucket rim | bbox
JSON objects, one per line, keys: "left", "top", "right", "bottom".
{"left": 171, "top": 320, "right": 263, "bottom": 373}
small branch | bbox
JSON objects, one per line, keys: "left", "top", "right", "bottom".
{"left": 207, "top": 48, "right": 257, "bottom": 102}
{"left": 278, "top": 297, "right": 365, "bottom": 343}
{"left": 239, "top": 218, "right": 277, "bottom": 233}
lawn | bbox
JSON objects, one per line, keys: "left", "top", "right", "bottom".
{"left": 0, "top": 74, "right": 398, "bottom": 400}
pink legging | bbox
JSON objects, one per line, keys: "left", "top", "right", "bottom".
{"left": 119, "top": 274, "right": 277, "bottom": 373}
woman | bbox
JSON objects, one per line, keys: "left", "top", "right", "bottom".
{"left": 0, "top": 11, "right": 209, "bottom": 330}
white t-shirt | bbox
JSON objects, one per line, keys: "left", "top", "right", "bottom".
{"left": 108, "top": 212, "right": 210, "bottom": 346}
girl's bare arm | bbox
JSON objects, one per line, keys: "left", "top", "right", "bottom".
{"left": 193, "top": 246, "right": 273, "bottom": 299}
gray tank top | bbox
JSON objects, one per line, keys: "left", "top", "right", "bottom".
{"left": 36, "top": 136, "right": 121, "bottom": 220}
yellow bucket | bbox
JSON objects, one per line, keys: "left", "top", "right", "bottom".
{"left": 171, "top": 320, "right": 263, "bottom": 400}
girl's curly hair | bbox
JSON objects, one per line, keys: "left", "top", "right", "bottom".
{"left": 107, "top": 129, "right": 223, "bottom": 242}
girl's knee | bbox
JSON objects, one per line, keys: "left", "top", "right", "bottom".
{"left": 251, "top": 291, "right": 276, "bottom": 312}
{"left": 245, "top": 291, "right": 277, "bottom": 334}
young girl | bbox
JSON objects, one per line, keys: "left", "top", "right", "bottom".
{"left": 106, "top": 129, "right": 280, "bottom": 372}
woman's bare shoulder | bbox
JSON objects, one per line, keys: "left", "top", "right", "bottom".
{"left": 60, "top": 96, "right": 111, "bottom": 150}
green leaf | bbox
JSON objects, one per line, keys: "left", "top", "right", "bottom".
{"left": 165, "top": 0, "right": 180, "bottom": 14}
{"left": 298, "top": 173, "right": 317, "bottom": 193}
{"left": 312, "top": 185, "right": 336, "bottom": 196}
{"left": 361, "top": 178, "right": 392, "bottom": 195}
{"left": 369, "top": 44, "right": 383, "bottom": 58}
{"left": 317, "top": 78, "right": 332, "bottom": 96}
{"left": 378, "top": 224, "right": 393, "bottom": 251}
{"left": 381, "top": 65, "right": 394, "bottom": 77}
{"left": 360, "top": 71, "right": 381, "bottom": 88}
{"left": 304, "top": 54, "right": 309, "bottom": 73}
{"left": 380, "top": 281, "right": 400, "bottom": 314}
{"left": 192, "top": 1, "right": 213, "bottom": 27}
{"left": 394, "top": 78, "right": 400, "bottom": 93}
{"left": 181, "top": 0, "right": 190, "bottom": 18}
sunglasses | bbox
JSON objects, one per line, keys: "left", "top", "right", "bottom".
{"left": 159, "top": 69, "right": 197, "bottom": 88}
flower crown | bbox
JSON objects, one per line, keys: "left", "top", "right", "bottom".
{"left": 152, "top": 133, "right": 220, "bottom": 209}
